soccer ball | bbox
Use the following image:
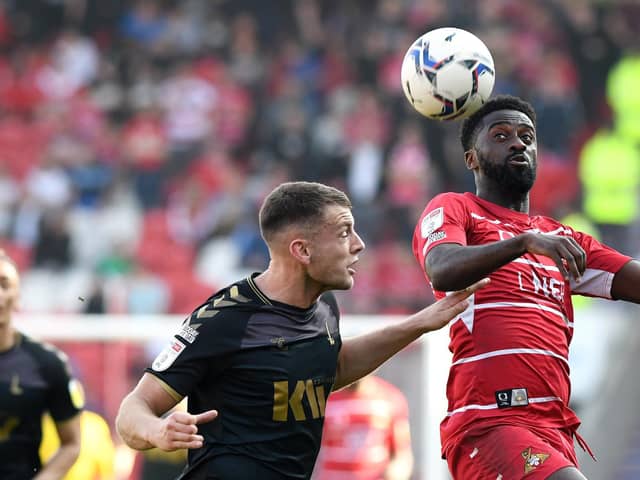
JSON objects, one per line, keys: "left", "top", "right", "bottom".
{"left": 401, "top": 27, "right": 495, "bottom": 121}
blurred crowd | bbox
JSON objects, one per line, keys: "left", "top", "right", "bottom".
{"left": 0, "top": 0, "right": 639, "bottom": 317}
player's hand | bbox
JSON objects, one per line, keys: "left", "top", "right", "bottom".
{"left": 418, "top": 277, "right": 490, "bottom": 332}
{"left": 151, "top": 409, "right": 218, "bottom": 451}
{"left": 521, "top": 233, "right": 586, "bottom": 281}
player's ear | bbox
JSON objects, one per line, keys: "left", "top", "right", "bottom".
{"left": 290, "top": 238, "right": 311, "bottom": 264}
{"left": 465, "top": 149, "right": 478, "bottom": 170}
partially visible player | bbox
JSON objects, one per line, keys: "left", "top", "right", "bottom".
{"left": 412, "top": 95, "right": 640, "bottom": 480}
{"left": 40, "top": 409, "right": 115, "bottom": 480}
{"left": 313, "top": 374, "right": 413, "bottom": 480}
{"left": 116, "top": 181, "right": 489, "bottom": 479}
{"left": 0, "top": 249, "right": 83, "bottom": 479}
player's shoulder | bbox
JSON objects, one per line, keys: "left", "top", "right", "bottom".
{"left": 416, "top": 192, "right": 470, "bottom": 238}
{"left": 183, "top": 275, "right": 266, "bottom": 328}
{"left": 20, "top": 333, "right": 70, "bottom": 366}
{"left": 422, "top": 192, "right": 472, "bottom": 217}
{"left": 427, "top": 191, "right": 469, "bottom": 207}
{"left": 367, "top": 375, "right": 400, "bottom": 393}
{"left": 363, "top": 377, "right": 409, "bottom": 407}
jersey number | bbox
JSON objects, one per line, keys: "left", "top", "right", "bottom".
{"left": 272, "top": 380, "right": 327, "bottom": 422}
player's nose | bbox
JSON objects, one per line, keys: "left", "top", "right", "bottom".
{"left": 352, "top": 231, "right": 365, "bottom": 253}
{"left": 508, "top": 136, "right": 527, "bottom": 152}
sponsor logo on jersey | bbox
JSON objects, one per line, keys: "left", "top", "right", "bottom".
{"left": 522, "top": 447, "right": 549, "bottom": 474}
{"left": 272, "top": 379, "right": 327, "bottom": 422}
{"left": 177, "top": 324, "right": 199, "bottom": 343}
{"left": 495, "top": 388, "right": 529, "bottom": 408}
{"left": 270, "top": 336, "right": 286, "bottom": 349}
{"left": 421, "top": 207, "right": 444, "bottom": 238}
{"left": 152, "top": 338, "right": 186, "bottom": 372}
{"left": 426, "top": 230, "right": 447, "bottom": 246}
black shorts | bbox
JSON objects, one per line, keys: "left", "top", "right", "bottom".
{"left": 178, "top": 454, "right": 296, "bottom": 480}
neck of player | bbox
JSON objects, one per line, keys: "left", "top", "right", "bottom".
{"left": 476, "top": 184, "right": 530, "bottom": 214}
{"left": 0, "top": 321, "right": 16, "bottom": 352}
{"left": 254, "top": 266, "right": 323, "bottom": 309}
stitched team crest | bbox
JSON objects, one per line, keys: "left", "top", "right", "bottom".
{"left": 522, "top": 447, "right": 550, "bottom": 474}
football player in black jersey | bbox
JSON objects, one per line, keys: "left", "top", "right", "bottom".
{"left": 0, "top": 250, "right": 83, "bottom": 479}
{"left": 116, "top": 181, "right": 488, "bottom": 479}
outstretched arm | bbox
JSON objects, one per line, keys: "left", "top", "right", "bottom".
{"left": 612, "top": 259, "right": 640, "bottom": 302}
{"left": 426, "top": 233, "right": 586, "bottom": 291}
{"left": 116, "top": 373, "right": 217, "bottom": 451}
{"left": 333, "top": 278, "right": 489, "bottom": 391}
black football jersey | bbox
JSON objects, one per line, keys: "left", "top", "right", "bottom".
{"left": 0, "top": 333, "right": 82, "bottom": 479}
{"left": 147, "top": 274, "right": 342, "bottom": 479}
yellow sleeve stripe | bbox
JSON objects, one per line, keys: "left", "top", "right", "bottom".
{"left": 150, "top": 375, "right": 184, "bottom": 403}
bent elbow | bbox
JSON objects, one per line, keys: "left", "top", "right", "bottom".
{"left": 428, "top": 267, "right": 471, "bottom": 292}
{"left": 426, "top": 263, "right": 453, "bottom": 291}
{"left": 429, "top": 275, "right": 450, "bottom": 292}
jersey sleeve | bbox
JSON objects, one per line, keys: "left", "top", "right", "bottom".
{"left": 569, "top": 228, "right": 632, "bottom": 298}
{"left": 146, "top": 304, "right": 247, "bottom": 399}
{"left": 39, "top": 345, "right": 83, "bottom": 422}
{"left": 412, "top": 193, "right": 470, "bottom": 274}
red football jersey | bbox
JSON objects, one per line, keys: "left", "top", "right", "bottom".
{"left": 314, "top": 376, "right": 412, "bottom": 480}
{"left": 412, "top": 192, "right": 631, "bottom": 456}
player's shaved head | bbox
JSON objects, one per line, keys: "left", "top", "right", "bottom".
{"left": 259, "top": 182, "right": 352, "bottom": 245}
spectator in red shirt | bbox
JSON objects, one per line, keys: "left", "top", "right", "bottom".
{"left": 314, "top": 374, "right": 414, "bottom": 480}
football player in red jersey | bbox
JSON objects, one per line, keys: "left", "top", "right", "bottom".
{"left": 412, "top": 95, "right": 640, "bottom": 480}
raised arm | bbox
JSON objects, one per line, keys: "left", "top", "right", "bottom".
{"left": 426, "top": 233, "right": 586, "bottom": 292}
{"left": 612, "top": 259, "right": 640, "bottom": 303}
{"left": 116, "top": 373, "right": 217, "bottom": 452}
{"left": 333, "top": 278, "right": 489, "bottom": 391}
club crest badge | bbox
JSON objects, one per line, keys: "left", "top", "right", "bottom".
{"left": 522, "top": 447, "right": 550, "bottom": 474}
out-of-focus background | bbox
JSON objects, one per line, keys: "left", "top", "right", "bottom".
{"left": 1, "top": 0, "right": 639, "bottom": 478}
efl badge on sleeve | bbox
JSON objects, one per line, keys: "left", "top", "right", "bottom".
{"left": 152, "top": 339, "right": 186, "bottom": 372}
{"left": 421, "top": 208, "right": 444, "bottom": 238}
